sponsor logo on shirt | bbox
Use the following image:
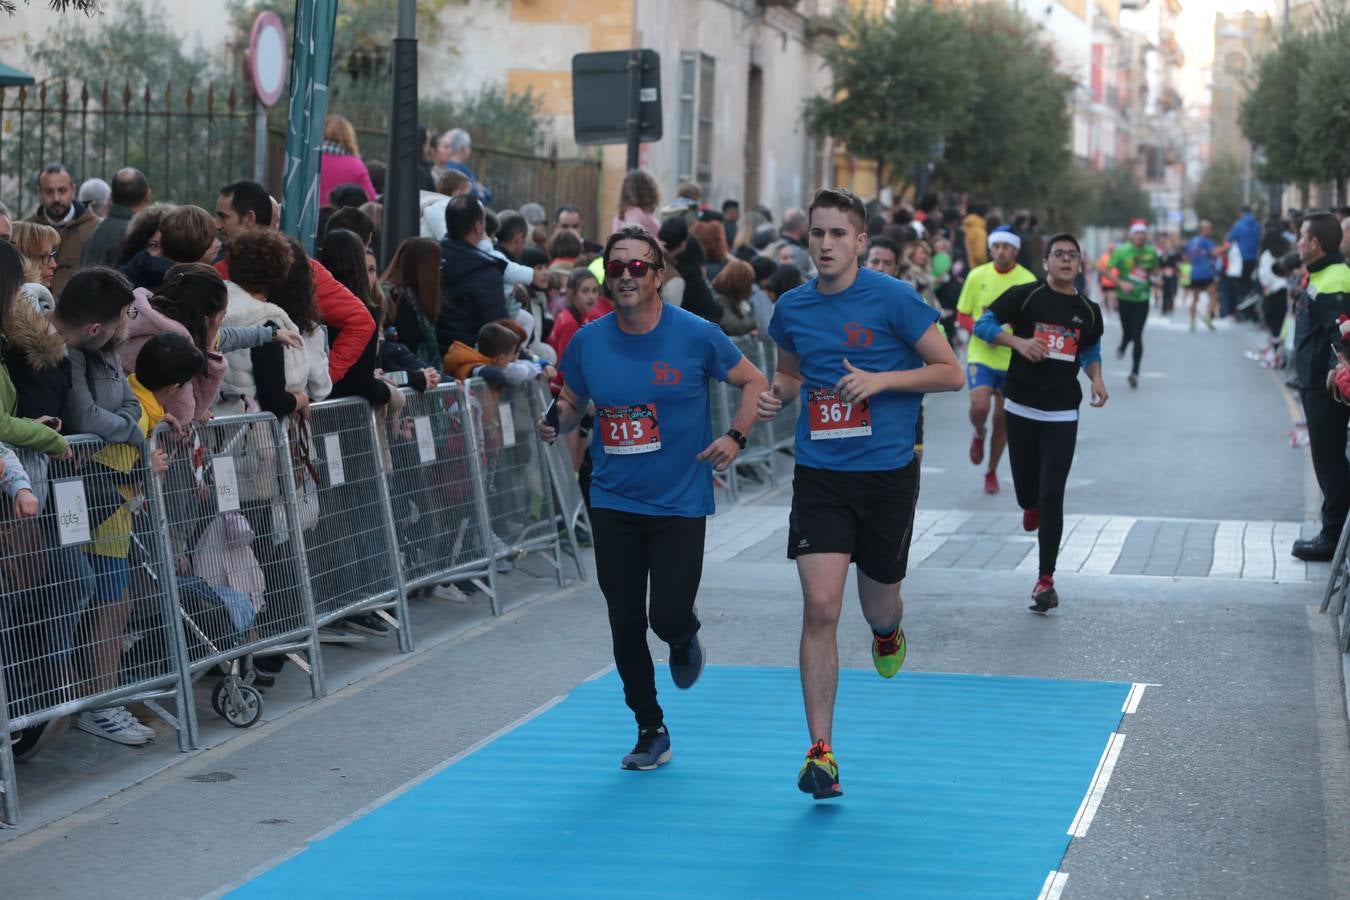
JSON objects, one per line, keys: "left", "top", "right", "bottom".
{"left": 843, "top": 322, "right": 874, "bottom": 348}
{"left": 651, "top": 361, "right": 682, "bottom": 385}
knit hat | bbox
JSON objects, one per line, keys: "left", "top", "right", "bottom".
{"left": 988, "top": 226, "right": 1021, "bottom": 251}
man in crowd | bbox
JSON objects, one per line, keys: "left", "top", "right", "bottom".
{"left": 1293, "top": 213, "right": 1350, "bottom": 561}
{"left": 214, "top": 179, "right": 374, "bottom": 384}
{"left": 82, "top": 168, "right": 151, "bottom": 267}
{"left": 779, "top": 208, "right": 816, "bottom": 277}
{"left": 722, "top": 199, "right": 741, "bottom": 246}
{"left": 78, "top": 177, "right": 112, "bottom": 219}
{"left": 957, "top": 226, "right": 1036, "bottom": 494}
{"left": 864, "top": 237, "right": 902, "bottom": 278}
{"left": 1227, "top": 204, "right": 1261, "bottom": 302}
{"left": 434, "top": 128, "right": 491, "bottom": 204}
{"left": 555, "top": 203, "right": 602, "bottom": 254}
{"left": 437, "top": 194, "right": 507, "bottom": 353}
{"left": 24, "top": 163, "right": 100, "bottom": 296}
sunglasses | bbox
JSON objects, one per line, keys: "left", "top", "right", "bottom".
{"left": 604, "top": 259, "right": 661, "bottom": 280}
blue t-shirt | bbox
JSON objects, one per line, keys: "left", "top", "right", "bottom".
{"left": 768, "top": 267, "right": 939, "bottom": 472}
{"left": 1187, "top": 236, "right": 1216, "bottom": 281}
{"left": 559, "top": 304, "right": 743, "bottom": 518}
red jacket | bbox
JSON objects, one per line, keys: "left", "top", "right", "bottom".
{"left": 215, "top": 255, "right": 375, "bottom": 384}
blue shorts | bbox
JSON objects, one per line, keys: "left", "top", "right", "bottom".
{"left": 87, "top": 553, "right": 131, "bottom": 603}
{"left": 966, "top": 363, "right": 1007, "bottom": 393}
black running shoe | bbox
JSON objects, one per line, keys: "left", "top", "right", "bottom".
{"left": 669, "top": 635, "right": 705, "bottom": 689}
{"left": 621, "top": 726, "right": 672, "bottom": 770}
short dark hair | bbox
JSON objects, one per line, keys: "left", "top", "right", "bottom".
{"left": 548, "top": 228, "right": 582, "bottom": 260}
{"left": 867, "top": 237, "right": 901, "bottom": 259}
{"left": 1304, "top": 212, "right": 1343, "bottom": 257}
{"left": 160, "top": 205, "right": 217, "bottom": 263}
{"left": 56, "top": 267, "right": 135, "bottom": 328}
{"left": 221, "top": 180, "right": 273, "bottom": 227}
{"left": 477, "top": 321, "right": 519, "bottom": 358}
{"left": 602, "top": 225, "right": 665, "bottom": 270}
{"left": 324, "top": 206, "right": 375, "bottom": 246}
{"left": 1043, "top": 232, "right": 1082, "bottom": 257}
{"left": 555, "top": 204, "right": 581, "bottom": 221}
{"left": 766, "top": 264, "right": 804, "bottom": 298}
{"left": 111, "top": 168, "right": 149, "bottom": 208}
{"left": 366, "top": 160, "right": 386, "bottom": 195}
{"left": 445, "top": 194, "right": 485, "bottom": 241}
{"left": 36, "top": 162, "right": 71, "bottom": 186}
{"left": 808, "top": 188, "right": 866, "bottom": 232}
{"left": 722, "top": 199, "right": 740, "bottom": 212}
{"left": 497, "top": 212, "right": 528, "bottom": 245}
{"left": 134, "top": 332, "right": 204, "bottom": 390}
{"left": 484, "top": 208, "right": 500, "bottom": 240}
{"left": 328, "top": 183, "right": 368, "bottom": 209}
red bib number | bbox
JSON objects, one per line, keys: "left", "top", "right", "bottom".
{"left": 807, "top": 389, "right": 871, "bottom": 440}
{"left": 597, "top": 404, "right": 662, "bottom": 455}
{"left": 1034, "top": 322, "right": 1080, "bottom": 363}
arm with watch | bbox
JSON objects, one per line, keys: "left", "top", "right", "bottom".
{"left": 697, "top": 355, "right": 769, "bottom": 472}
{"left": 217, "top": 323, "right": 305, "bottom": 354}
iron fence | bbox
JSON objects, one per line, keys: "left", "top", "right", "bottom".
{"left": 0, "top": 79, "right": 257, "bottom": 216}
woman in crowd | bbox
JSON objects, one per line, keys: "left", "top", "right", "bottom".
{"left": 381, "top": 237, "right": 445, "bottom": 376}
{"left": 548, "top": 229, "right": 582, "bottom": 271}
{"left": 316, "top": 229, "right": 401, "bottom": 413}
{"left": 612, "top": 169, "right": 661, "bottom": 236}
{"left": 367, "top": 244, "right": 439, "bottom": 392}
{"left": 319, "top": 114, "right": 378, "bottom": 204}
{"left": 692, "top": 219, "right": 730, "bottom": 283}
{"left": 116, "top": 203, "right": 172, "bottom": 266}
{"left": 10, "top": 222, "right": 60, "bottom": 312}
{"left": 1257, "top": 228, "right": 1291, "bottom": 367}
{"left": 710, "top": 257, "right": 757, "bottom": 336}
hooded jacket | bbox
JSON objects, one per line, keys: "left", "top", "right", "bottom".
{"left": 443, "top": 341, "right": 494, "bottom": 382}
{"left": 116, "top": 290, "right": 227, "bottom": 423}
{"left": 0, "top": 305, "right": 67, "bottom": 456}
{"left": 3, "top": 298, "right": 70, "bottom": 425}
{"left": 437, "top": 236, "right": 507, "bottom": 354}
{"left": 217, "top": 281, "right": 307, "bottom": 415}
{"left": 25, "top": 200, "right": 100, "bottom": 297}
{"left": 963, "top": 213, "right": 989, "bottom": 268}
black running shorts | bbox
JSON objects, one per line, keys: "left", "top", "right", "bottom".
{"left": 786, "top": 461, "right": 919, "bottom": 584}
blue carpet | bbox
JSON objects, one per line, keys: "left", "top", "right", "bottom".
{"left": 233, "top": 667, "right": 1130, "bottom": 899}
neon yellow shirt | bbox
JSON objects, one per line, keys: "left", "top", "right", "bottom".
{"left": 87, "top": 375, "right": 163, "bottom": 559}
{"left": 956, "top": 262, "right": 1036, "bottom": 370}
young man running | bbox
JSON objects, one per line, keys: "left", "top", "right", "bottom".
{"left": 1108, "top": 221, "right": 1160, "bottom": 388}
{"left": 956, "top": 226, "right": 1036, "bottom": 494}
{"left": 973, "top": 233, "right": 1109, "bottom": 611}
{"left": 537, "top": 226, "right": 768, "bottom": 771}
{"left": 757, "top": 188, "right": 964, "bottom": 800}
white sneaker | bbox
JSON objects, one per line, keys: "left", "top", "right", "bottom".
{"left": 430, "top": 583, "right": 469, "bottom": 602}
{"left": 77, "top": 708, "right": 149, "bottom": 746}
{"left": 112, "top": 706, "right": 156, "bottom": 740}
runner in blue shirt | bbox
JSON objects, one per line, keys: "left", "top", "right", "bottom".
{"left": 757, "top": 188, "right": 965, "bottom": 800}
{"left": 1186, "top": 220, "right": 1220, "bottom": 331}
{"left": 538, "top": 225, "right": 768, "bottom": 772}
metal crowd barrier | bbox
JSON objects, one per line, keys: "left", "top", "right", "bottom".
{"left": 1320, "top": 524, "right": 1350, "bottom": 651}
{"left": 0, "top": 375, "right": 582, "bottom": 825}
{"left": 711, "top": 335, "right": 796, "bottom": 505}
{"left": 0, "top": 434, "right": 194, "bottom": 824}
{"left": 531, "top": 380, "right": 590, "bottom": 582}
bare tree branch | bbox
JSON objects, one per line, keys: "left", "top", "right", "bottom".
{"left": 1, "top": 0, "right": 103, "bottom": 16}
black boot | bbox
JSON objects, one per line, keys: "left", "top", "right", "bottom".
{"left": 1292, "top": 532, "right": 1338, "bottom": 562}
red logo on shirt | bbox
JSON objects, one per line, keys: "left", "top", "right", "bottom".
{"left": 843, "top": 322, "right": 874, "bottom": 348}
{"left": 651, "top": 362, "right": 682, "bottom": 385}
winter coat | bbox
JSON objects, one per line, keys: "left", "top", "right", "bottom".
{"left": 216, "top": 281, "right": 307, "bottom": 415}
{"left": 24, "top": 200, "right": 100, "bottom": 296}
{"left": 191, "top": 511, "right": 265, "bottom": 631}
{"left": 116, "top": 290, "right": 227, "bottom": 424}
{"left": 437, "top": 237, "right": 507, "bottom": 354}
{"left": 65, "top": 345, "right": 143, "bottom": 448}
{"left": 443, "top": 341, "right": 494, "bottom": 383}
{"left": 963, "top": 214, "right": 989, "bottom": 268}
{"left": 319, "top": 151, "right": 377, "bottom": 205}
{"left": 81, "top": 204, "right": 134, "bottom": 268}
{"left": 0, "top": 311, "right": 67, "bottom": 456}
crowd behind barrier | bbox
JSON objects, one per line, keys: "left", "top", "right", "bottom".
{"left": 0, "top": 333, "right": 791, "bottom": 826}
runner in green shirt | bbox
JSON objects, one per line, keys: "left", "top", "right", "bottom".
{"left": 1106, "top": 221, "right": 1159, "bottom": 388}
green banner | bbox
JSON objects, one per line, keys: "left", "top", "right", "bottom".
{"left": 280, "top": 0, "right": 338, "bottom": 254}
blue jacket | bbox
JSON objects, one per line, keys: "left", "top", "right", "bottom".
{"left": 1227, "top": 213, "right": 1260, "bottom": 262}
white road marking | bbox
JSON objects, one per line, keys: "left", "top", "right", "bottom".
{"left": 1055, "top": 515, "right": 1112, "bottom": 573}
{"left": 1210, "top": 521, "right": 1246, "bottom": 578}
{"left": 1037, "top": 871, "right": 1070, "bottom": 900}
{"left": 1272, "top": 522, "right": 1306, "bottom": 582}
{"left": 1068, "top": 732, "right": 1127, "bottom": 837}
{"left": 1078, "top": 517, "right": 1136, "bottom": 575}
{"left": 1240, "top": 520, "right": 1276, "bottom": 580}
{"left": 1122, "top": 683, "right": 1151, "bottom": 714}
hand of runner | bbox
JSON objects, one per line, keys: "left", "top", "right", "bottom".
{"left": 756, "top": 383, "right": 783, "bottom": 421}
{"left": 1090, "top": 376, "right": 1109, "bottom": 408}
{"left": 836, "top": 359, "right": 885, "bottom": 403}
{"left": 696, "top": 434, "right": 741, "bottom": 472}
{"left": 536, "top": 415, "right": 558, "bottom": 444}
{"left": 1014, "top": 336, "right": 1049, "bottom": 363}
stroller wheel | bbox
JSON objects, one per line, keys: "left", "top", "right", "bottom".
{"left": 213, "top": 680, "right": 264, "bottom": 727}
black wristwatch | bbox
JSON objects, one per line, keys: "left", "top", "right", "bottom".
{"left": 726, "top": 428, "right": 747, "bottom": 449}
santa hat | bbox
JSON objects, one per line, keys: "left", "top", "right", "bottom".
{"left": 1129, "top": 220, "right": 1148, "bottom": 235}
{"left": 988, "top": 226, "right": 1021, "bottom": 250}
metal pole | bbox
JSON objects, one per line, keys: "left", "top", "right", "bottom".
{"left": 253, "top": 98, "right": 267, "bottom": 184}
{"left": 625, "top": 49, "right": 641, "bottom": 171}
{"left": 381, "top": 0, "right": 419, "bottom": 268}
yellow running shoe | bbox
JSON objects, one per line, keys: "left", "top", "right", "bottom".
{"left": 871, "top": 626, "right": 906, "bottom": 678}
{"left": 797, "top": 740, "right": 843, "bottom": 800}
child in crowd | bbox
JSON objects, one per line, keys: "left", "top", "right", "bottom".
{"left": 442, "top": 321, "right": 535, "bottom": 385}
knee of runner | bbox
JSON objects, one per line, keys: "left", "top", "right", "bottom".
{"left": 802, "top": 594, "right": 843, "bottom": 629}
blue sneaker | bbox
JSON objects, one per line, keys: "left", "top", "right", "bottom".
{"left": 670, "top": 635, "right": 705, "bottom": 689}
{"left": 621, "top": 726, "right": 672, "bottom": 770}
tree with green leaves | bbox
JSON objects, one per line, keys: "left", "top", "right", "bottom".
{"left": 1240, "top": 30, "right": 1318, "bottom": 192}
{"left": 1294, "top": 21, "right": 1350, "bottom": 205}
{"left": 1, "top": 0, "right": 99, "bottom": 15}
{"left": 939, "top": 3, "right": 1075, "bottom": 208}
{"left": 1091, "top": 167, "right": 1152, "bottom": 228}
{"left": 804, "top": 2, "right": 976, "bottom": 192}
{"left": 1192, "top": 155, "right": 1245, "bottom": 228}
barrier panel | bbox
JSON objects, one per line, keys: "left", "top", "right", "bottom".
{"left": 0, "top": 434, "right": 193, "bottom": 824}
{"left": 301, "top": 398, "right": 411, "bottom": 650}
{"left": 466, "top": 379, "right": 567, "bottom": 600}
{"left": 711, "top": 336, "right": 785, "bottom": 505}
{"left": 382, "top": 384, "right": 499, "bottom": 604}
{"left": 1320, "top": 524, "right": 1350, "bottom": 651}
{"left": 148, "top": 414, "right": 324, "bottom": 734}
{"left": 530, "top": 380, "right": 590, "bottom": 582}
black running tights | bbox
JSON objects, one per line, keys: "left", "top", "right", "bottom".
{"left": 1005, "top": 413, "right": 1079, "bottom": 577}
{"left": 1117, "top": 301, "right": 1148, "bottom": 375}
{"left": 589, "top": 507, "right": 705, "bottom": 730}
